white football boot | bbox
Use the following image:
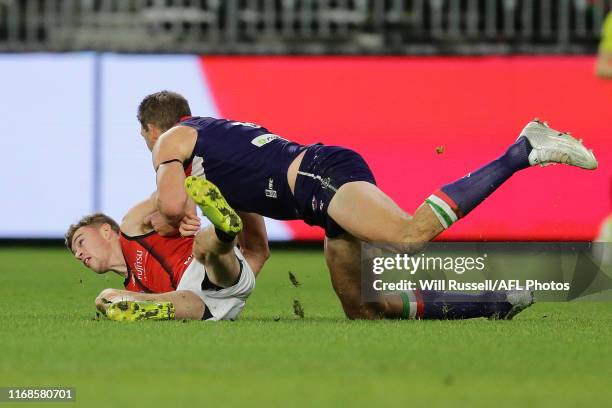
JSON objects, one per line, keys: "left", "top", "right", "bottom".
{"left": 502, "top": 290, "right": 535, "bottom": 320}
{"left": 519, "top": 119, "right": 598, "bottom": 169}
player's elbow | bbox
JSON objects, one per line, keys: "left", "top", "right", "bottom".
{"left": 157, "top": 199, "right": 184, "bottom": 225}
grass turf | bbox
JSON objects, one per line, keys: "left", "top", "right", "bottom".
{"left": 0, "top": 247, "right": 611, "bottom": 407}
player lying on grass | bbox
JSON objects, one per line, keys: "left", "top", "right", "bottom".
{"left": 137, "top": 91, "right": 597, "bottom": 320}
{"left": 65, "top": 194, "right": 269, "bottom": 321}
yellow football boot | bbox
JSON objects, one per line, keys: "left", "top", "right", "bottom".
{"left": 105, "top": 300, "right": 175, "bottom": 321}
{"left": 184, "top": 176, "right": 243, "bottom": 236}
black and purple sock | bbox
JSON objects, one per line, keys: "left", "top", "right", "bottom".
{"left": 400, "top": 290, "right": 512, "bottom": 319}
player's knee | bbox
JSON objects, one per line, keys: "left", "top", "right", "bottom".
{"left": 342, "top": 302, "right": 385, "bottom": 320}
{"left": 343, "top": 306, "right": 369, "bottom": 320}
{"left": 335, "top": 288, "right": 388, "bottom": 320}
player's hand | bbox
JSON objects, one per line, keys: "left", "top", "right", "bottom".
{"left": 179, "top": 214, "right": 201, "bottom": 237}
{"left": 144, "top": 211, "right": 179, "bottom": 236}
{"left": 95, "top": 290, "right": 117, "bottom": 316}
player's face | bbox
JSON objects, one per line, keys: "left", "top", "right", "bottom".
{"left": 71, "top": 225, "right": 114, "bottom": 273}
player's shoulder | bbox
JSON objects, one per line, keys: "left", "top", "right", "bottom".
{"left": 154, "top": 124, "right": 198, "bottom": 162}
{"left": 162, "top": 123, "right": 198, "bottom": 140}
{"left": 119, "top": 212, "right": 156, "bottom": 241}
{"left": 176, "top": 116, "right": 225, "bottom": 132}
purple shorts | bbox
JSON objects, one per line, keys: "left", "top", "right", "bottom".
{"left": 293, "top": 144, "right": 376, "bottom": 238}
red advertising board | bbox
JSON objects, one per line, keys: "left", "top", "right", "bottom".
{"left": 201, "top": 56, "right": 612, "bottom": 240}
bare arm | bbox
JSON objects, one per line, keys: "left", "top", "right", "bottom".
{"left": 236, "top": 212, "right": 270, "bottom": 276}
{"left": 120, "top": 192, "right": 179, "bottom": 237}
{"left": 120, "top": 194, "right": 157, "bottom": 236}
{"left": 152, "top": 126, "right": 197, "bottom": 226}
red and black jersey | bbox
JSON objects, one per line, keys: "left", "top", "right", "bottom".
{"left": 120, "top": 231, "right": 194, "bottom": 293}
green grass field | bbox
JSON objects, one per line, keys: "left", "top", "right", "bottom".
{"left": 1, "top": 247, "right": 611, "bottom": 407}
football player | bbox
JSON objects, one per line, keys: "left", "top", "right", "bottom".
{"left": 66, "top": 184, "right": 269, "bottom": 321}
{"left": 137, "top": 91, "right": 597, "bottom": 320}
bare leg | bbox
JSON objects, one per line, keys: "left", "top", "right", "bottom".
{"left": 325, "top": 233, "right": 404, "bottom": 319}
{"left": 95, "top": 288, "right": 205, "bottom": 320}
{"left": 327, "top": 181, "right": 442, "bottom": 249}
{"left": 192, "top": 225, "right": 240, "bottom": 288}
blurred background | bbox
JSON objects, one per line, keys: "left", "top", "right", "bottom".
{"left": 0, "top": 0, "right": 611, "bottom": 242}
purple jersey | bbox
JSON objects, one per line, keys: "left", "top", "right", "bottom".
{"left": 180, "top": 116, "right": 306, "bottom": 220}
